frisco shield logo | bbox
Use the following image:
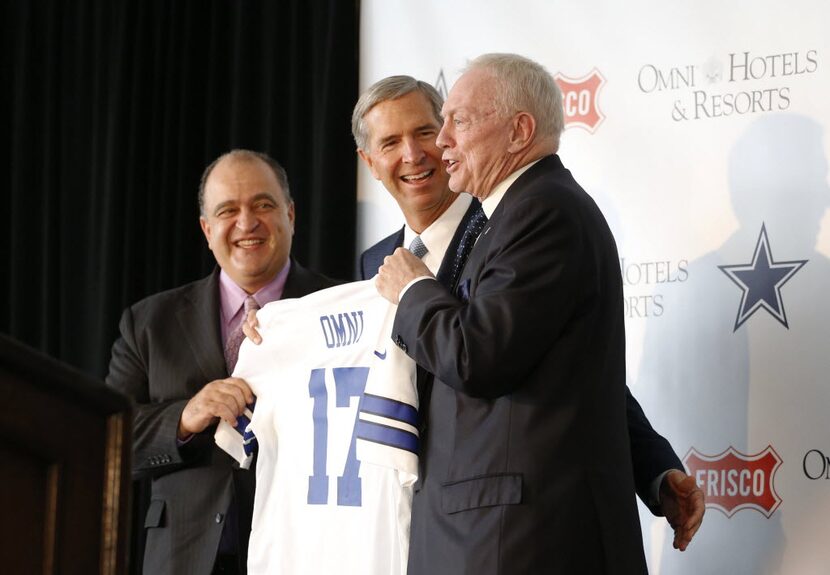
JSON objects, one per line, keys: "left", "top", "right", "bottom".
{"left": 684, "top": 446, "right": 782, "bottom": 518}
{"left": 554, "top": 69, "right": 606, "bottom": 132}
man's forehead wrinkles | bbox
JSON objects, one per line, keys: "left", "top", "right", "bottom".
{"left": 211, "top": 191, "right": 277, "bottom": 209}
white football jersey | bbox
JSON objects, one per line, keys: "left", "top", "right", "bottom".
{"left": 217, "top": 280, "right": 418, "bottom": 575}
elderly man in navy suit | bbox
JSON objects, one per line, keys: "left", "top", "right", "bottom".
{"left": 370, "top": 57, "right": 702, "bottom": 574}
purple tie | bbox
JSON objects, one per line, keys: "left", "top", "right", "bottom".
{"left": 224, "top": 295, "right": 260, "bottom": 373}
{"left": 224, "top": 295, "right": 260, "bottom": 463}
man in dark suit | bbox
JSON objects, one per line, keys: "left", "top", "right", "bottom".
{"left": 106, "top": 150, "right": 334, "bottom": 575}
{"left": 356, "top": 74, "right": 703, "bottom": 559}
{"left": 375, "top": 55, "right": 673, "bottom": 574}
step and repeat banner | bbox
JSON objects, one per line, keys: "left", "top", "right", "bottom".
{"left": 357, "top": 1, "right": 830, "bottom": 573}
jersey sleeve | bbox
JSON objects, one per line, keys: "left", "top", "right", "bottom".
{"left": 356, "top": 306, "right": 419, "bottom": 486}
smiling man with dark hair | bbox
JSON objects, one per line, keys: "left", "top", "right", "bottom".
{"left": 106, "top": 150, "right": 334, "bottom": 575}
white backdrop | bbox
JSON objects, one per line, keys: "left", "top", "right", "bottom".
{"left": 357, "top": 2, "right": 830, "bottom": 573}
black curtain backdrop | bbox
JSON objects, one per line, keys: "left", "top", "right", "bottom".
{"left": 2, "top": 0, "right": 359, "bottom": 380}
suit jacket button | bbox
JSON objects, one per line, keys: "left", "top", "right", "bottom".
{"left": 394, "top": 335, "right": 407, "bottom": 353}
{"left": 215, "top": 513, "right": 224, "bottom": 524}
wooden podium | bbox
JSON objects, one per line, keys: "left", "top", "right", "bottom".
{"left": 0, "top": 334, "right": 131, "bottom": 574}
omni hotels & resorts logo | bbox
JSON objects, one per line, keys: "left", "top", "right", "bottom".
{"left": 619, "top": 258, "right": 688, "bottom": 319}
{"left": 636, "top": 48, "right": 818, "bottom": 121}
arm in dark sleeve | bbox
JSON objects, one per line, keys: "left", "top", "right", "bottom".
{"left": 392, "top": 194, "right": 584, "bottom": 398}
{"left": 626, "top": 386, "right": 684, "bottom": 514}
{"left": 105, "top": 306, "right": 212, "bottom": 479}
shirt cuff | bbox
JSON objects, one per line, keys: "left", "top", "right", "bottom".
{"left": 398, "top": 276, "right": 437, "bottom": 301}
{"left": 650, "top": 469, "right": 674, "bottom": 507}
{"left": 176, "top": 434, "right": 194, "bottom": 447}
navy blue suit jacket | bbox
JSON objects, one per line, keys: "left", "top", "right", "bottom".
{"left": 358, "top": 194, "right": 682, "bottom": 516}
{"left": 390, "top": 155, "right": 649, "bottom": 573}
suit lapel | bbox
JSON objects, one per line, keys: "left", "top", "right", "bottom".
{"left": 392, "top": 229, "right": 404, "bottom": 250}
{"left": 362, "top": 228, "right": 404, "bottom": 280}
{"left": 177, "top": 270, "right": 227, "bottom": 383}
{"left": 458, "top": 155, "right": 563, "bottom": 296}
{"left": 283, "top": 258, "right": 333, "bottom": 299}
{"left": 283, "top": 259, "right": 310, "bottom": 299}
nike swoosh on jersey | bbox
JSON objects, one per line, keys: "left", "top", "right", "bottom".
{"left": 374, "top": 349, "right": 387, "bottom": 360}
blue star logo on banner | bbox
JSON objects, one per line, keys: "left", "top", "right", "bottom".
{"left": 435, "top": 69, "right": 448, "bottom": 100}
{"left": 719, "top": 224, "right": 807, "bottom": 331}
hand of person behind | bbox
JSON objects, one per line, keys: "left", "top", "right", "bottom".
{"left": 660, "top": 470, "right": 705, "bottom": 551}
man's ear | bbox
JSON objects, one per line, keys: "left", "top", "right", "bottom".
{"left": 507, "top": 112, "right": 537, "bottom": 153}
{"left": 199, "top": 216, "right": 213, "bottom": 250}
{"left": 358, "top": 148, "right": 381, "bottom": 180}
{"left": 286, "top": 202, "right": 296, "bottom": 235}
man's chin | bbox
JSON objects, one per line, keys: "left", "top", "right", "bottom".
{"left": 447, "top": 184, "right": 467, "bottom": 195}
{"left": 446, "top": 174, "right": 467, "bottom": 195}
{"left": 407, "top": 188, "right": 454, "bottom": 207}
{"left": 229, "top": 260, "right": 272, "bottom": 280}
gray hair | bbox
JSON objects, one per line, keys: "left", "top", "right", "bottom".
{"left": 351, "top": 75, "right": 444, "bottom": 150}
{"left": 465, "top": 53, "right": 564, "bottom": 148}
{"left": 198, "top": 149, "right": 292, "bottom": 216}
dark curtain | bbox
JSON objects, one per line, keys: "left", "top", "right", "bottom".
{"left": 2, "top": 0, "right": 359, "bottom": 380}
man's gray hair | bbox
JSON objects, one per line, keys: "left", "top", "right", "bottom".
{"left": 351, "top": 75, "right": 444, "bottom": 151}
{"left": 466, "top": 53, "right": 564, "bottom": 148}
{"left": 198, "top": 149, "right": 292, "bottom": 216}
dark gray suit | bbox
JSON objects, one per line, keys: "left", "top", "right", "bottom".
{"left": 390, "top": 155, "right": 648, "bottom": 574}
{"left": 106, "top": 261, "right": 334, "bottom": 575}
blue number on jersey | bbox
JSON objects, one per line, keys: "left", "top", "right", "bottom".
{"left": 307, "top": 368, "right": 329, "bottom": 504}
{"left": 307, "top": 366, "right": 370, "bottom": 506}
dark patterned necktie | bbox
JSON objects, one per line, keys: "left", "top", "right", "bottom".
{"left": 408, "top": 235, "right": 428, "bottom": 259}
{"left": 447, "top": 202, "right": 488, "bottom": 290}
{"left": 224, "top": 295, "right": 260, "bottom": 373}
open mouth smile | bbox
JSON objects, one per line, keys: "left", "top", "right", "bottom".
{"left": 401, "top": 169, "right": 434, "bottom": 183}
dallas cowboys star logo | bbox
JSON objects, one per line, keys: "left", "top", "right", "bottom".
{"left": 435, "top": 69, "right": 448, "bottom": 100}
{"left": 719, "top": 224, "right": 808, "bottom": 331}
